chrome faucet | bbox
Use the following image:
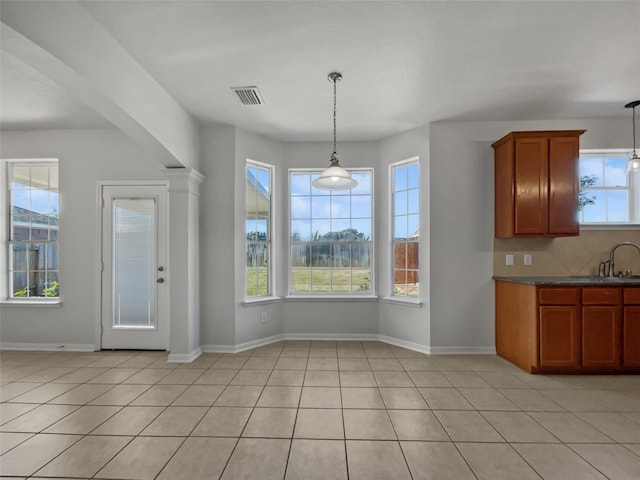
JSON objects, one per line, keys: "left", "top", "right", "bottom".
{"left": 607, "top": 242, "right": 640, "bottom": 277}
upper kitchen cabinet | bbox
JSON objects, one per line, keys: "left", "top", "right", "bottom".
{"left": 493, "top": 130, "right": 585, "bottom": 238}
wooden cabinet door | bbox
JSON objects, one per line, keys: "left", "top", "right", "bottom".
{"left": 548, "top": 136, "right": 579, "bottom": 235}
{"left": 582, "top": 306, "right": 621, "bottom": 368}
{"left": 494, "top": 139, "right": 515, "bottom": 238}
{"left": 514, "top": 137, "right": 548, "bottom": 235}
{"left": 623, "top": 306, "right": 640, "bottom": 367}
{"left": 539, "top": 306, "right": 580, "bottom": 368}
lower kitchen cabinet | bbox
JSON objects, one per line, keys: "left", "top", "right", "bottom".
{"left": 623, "top": 287, "right": 640, "bottom": 367}
{"left": 582, "top": 306, "right": 620, "bottom": 368}
{"left": 539, "top": 306, "right": 580, "bottom": 368}
{"left": 623, "top": 306, "right": 640, "bottom": 366}
{"left": 581, "top": 288, "right": 621, "bottom": 369}
{"left": 495, "top": 280, "right": 640, "bottom": 373}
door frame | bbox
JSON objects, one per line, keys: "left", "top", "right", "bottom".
{"left": 94, "top": 181, "right": 170, "bottom": 350}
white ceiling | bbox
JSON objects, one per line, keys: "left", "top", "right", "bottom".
{"left": 1, "top": 0, "right": 639, "bottom": 142}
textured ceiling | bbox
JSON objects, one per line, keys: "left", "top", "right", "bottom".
{"left": 1, "top": 0, "right": 639, "bottom": 141}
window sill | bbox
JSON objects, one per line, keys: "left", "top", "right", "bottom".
{"left": 285, "top": 295, "right": 378, "bottom": 302}
{"left": 580, "top": 224, "right": 640, "bottom": 230}
{"left": 242, "top": 296, "right": 282, "bottom": 306}
{"left": 381, "top": 296, "right": 423, "bottom": 308}
{"left": 1, "top": 299, "right": 63, "bottom": 308}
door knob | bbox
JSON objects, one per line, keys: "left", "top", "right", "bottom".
{"left": 158, "top": 266, "right": 165, "bottom": 271}
{"left": 157, "top": 278, "right": 165, "bottom": 283}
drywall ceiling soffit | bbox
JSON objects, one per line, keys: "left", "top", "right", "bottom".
{"left": 1, "top": 1, "right": 198, "bottom": 168}
{"left": 2, "top": 0, "right": 640, "bottom": 142}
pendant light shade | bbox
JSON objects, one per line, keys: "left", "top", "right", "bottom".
{"left": 312, "top": 72, "right": 357, "bottom": 191}
{"left": 626, "top": 100, "right": 640, "bottom": 174}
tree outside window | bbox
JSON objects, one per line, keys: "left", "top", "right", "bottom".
{"left": 578, "top": 153, "right": 634, "bottom": 223}
{"left": 246, "top": 161, "right": 273, "bottom": 297}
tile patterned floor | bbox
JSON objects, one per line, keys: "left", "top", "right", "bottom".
{"left": 1, "top": 340, "right": 639, "bottom": 479}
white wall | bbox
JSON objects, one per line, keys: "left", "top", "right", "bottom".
{"left": 0, "top": 129, "right": 166, "bottom": 348}
{"left": 378, "top": 126, "right": 430, "bottom": 349}
{"left": 198, "top": 124, "right": 237, "bottom": 347}
{"left": 428, "top": 118, "right": 631, "bottom": 352}
{"left": 233, "top": 128, "right": 285, "bottom": 346}
{"left": 199, "top": 132, "right": 384, "bottom": 347}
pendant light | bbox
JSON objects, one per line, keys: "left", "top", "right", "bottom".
{"left": 312, "top": 72, "right": 357, "bottom": 191}
{"left": 626, "top": 100, "right": 640, "bottom": 174}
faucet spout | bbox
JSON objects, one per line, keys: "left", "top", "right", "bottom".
{"left": 608, "top": 242, "right": 640, "bottom": 277}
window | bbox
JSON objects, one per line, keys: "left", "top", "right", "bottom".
{"left": 245, "top": 160, "right": 273, "bottom": 298}
{"left": 579, "top": 151, "right": 636, "bottom": 224}
{"left": 8, "top": 161, "right": 59, "bottom": 298}
{"left": 391, "top": 159, "right": 419, "bottom": 298}
{"left": 289, "top": 169, "right": 373, "bottom": 295}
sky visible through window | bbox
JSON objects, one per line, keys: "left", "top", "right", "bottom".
{"left": 12, "top": 180, "right": 58, "bottom": 217}
{"left": 290, "top": 171, "right": 372, "bottom": 241}
{"left": 579, "top": 155, "right": 629, "bottom": 223}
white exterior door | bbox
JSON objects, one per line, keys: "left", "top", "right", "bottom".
{"left": 101, "top": 185, "right": 168, "bottom": 350}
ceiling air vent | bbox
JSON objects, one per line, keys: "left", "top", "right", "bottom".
{"left": 231, "top": 86, "right": 264, "bottom": 105}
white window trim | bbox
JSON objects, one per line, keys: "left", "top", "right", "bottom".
{"left": 381, "top": 296, "right": 423, "bottom": 307}
{"left": 241, "top": 296, "right": 281, "bottom": 306}
{"left": 244, "top": 159, "right": 275, "bottom": 301}
{"left": 285, "top": 294, "right": 378, "bottom": 302}
{"left": 2, "top": 158, "right": 60, "bottom": 304}
{"left": 287, "top": 167, "right": 375, "bottom": 297}
{"left": 389, "top": 157, "right": 421, "bottom": 303}
{"left": 579, "top": 149, "right": 638, "bottom": 226}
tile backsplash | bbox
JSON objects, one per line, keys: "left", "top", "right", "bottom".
{"left": 494, "top": 230, "right": 640, "bottom": 277}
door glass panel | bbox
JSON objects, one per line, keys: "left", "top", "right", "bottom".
{"left": 112, "top": 198, "right": 156, "bottom": 329}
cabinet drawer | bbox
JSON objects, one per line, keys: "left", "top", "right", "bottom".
{"left": 539, "top": 288, "right": 579, "bottom": 305}
{"left": 582, "top": 288, "right": 620, "bottom": 305}
{"left": 624, "top": 288, "right": 640, "bottom": 305}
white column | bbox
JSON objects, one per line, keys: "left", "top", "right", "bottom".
{"left": 165, "top": 168, "right": 205, "bottom": 362}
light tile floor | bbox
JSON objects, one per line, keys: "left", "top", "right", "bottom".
{"left": 0, "top": 340, "right": 639, "bottom": 479}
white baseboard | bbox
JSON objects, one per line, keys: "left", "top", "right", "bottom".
{"left": 284, "top": 333, "right": 380, "bottom": 341}
{"left": 202, "top": 333, "right": 383, "bottom": 354}
{"left": 202, "top": 333, "right": 495, "bottom": 356}
{"left": 429, "top": 346, "right": 497, "bottom": 355}
{"left": 0, "top": 338, "right": 496, "bottom": 359}
{"left": 377, "top": 335, "right": 431, "bottom": 354}
{"left": 167, "top": 346, "right": 202, "bottom": 363}
{"left": 202, "top": 334, "right": 285, "bottom": 354}
{"left": 0, "top": 342, "right": 96, "bottom": 352}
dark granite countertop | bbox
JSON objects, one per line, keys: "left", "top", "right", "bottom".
{"left": 493, "top": 276, "right": 640, "bottom": 286}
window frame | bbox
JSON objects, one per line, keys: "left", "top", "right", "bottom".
{"left": 5, "top": 159, "right": 60, "bottom": 302}
{"left": 389, "top": 157, "right": 420, "bottom": 302}
{"left": 244, "top": 159, "right": 275, "bottom": 301}
{"left": 287, "top": 167, "right": 375, "bottom": 298}
{"left": 578, "top": 149, "right": 638, "bottom": 226}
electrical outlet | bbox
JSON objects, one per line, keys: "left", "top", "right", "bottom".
{"left": 260, "top": 312, "right": 268, "bottom": 324}
{"left": 524, "top": 254, "right": 532, "bottom": 266}
{"left": 506, "top": 254, "right": 514, "bottom": 266}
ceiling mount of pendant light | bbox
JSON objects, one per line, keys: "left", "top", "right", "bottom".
{"left": 312, "top": 72, "right": 358, "bottom": 191}
{"left": 626, "top": 100, "right": 640, "bottom": 174}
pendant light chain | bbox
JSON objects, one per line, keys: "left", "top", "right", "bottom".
{"left": 332, "top": 75, "right": 338, "bottom": 160}
{"left": 626, "top": 100, "right": 640, "bottom": 173}
{"left": 312, "top": 71, "right": 356, "bottom": 190}
{"left": 633, "top": 103, "right": 637, "bottom": 155}
{"left": 625, "top": 100, "right": 640, "bottom": 157}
